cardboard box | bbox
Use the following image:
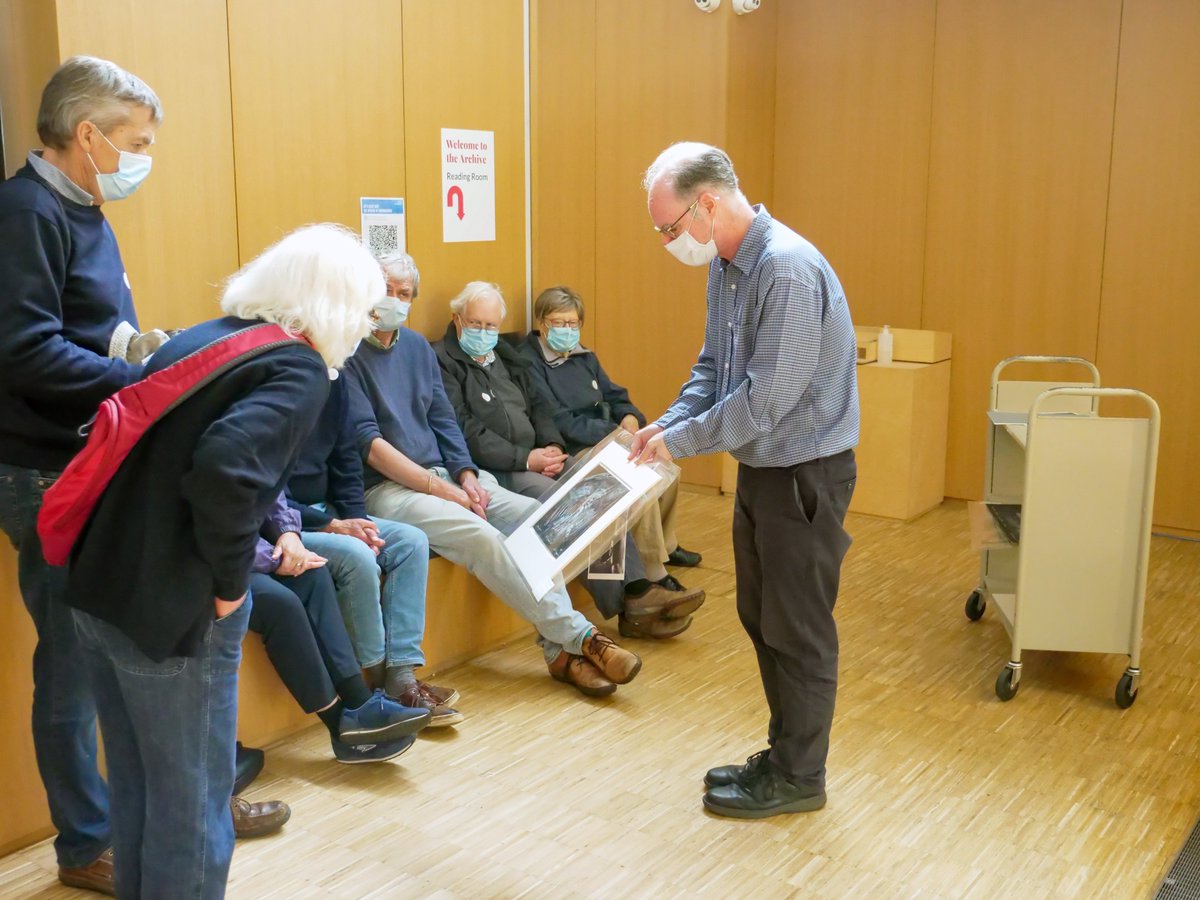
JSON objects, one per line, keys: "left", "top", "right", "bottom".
{"left": 854, "top": 326, "right": 952, "bottom": 364}
{"left": 851, "top": 360, "right": 951, "bottom": 520}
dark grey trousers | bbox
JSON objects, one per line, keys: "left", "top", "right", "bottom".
{"left": 733, "top": 449, "right": 856, "bottom": 792}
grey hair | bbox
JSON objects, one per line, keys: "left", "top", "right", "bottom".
{"left": 449, "top": 281, "right": 507, "bottom": 319}
{"left": 534, "top": 286, "right": 585, "bottom": 324}
{"left": 378, "top": 250, "right": 421, "bottom": 297}
{"left": 37, "top": 56, "right": 163, "bottom": 149}
{"left": 643, "top": 141, "right": 739, "bottom": 198}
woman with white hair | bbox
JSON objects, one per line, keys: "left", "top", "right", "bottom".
{"left": 0, "top": 54, "right": 163, "bottom": 895}
{"left": 62, "top": 223, "right": 382, "bottom": 899}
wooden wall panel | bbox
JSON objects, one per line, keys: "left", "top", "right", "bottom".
{"left": 593, "top": 0, "right": 729, "bottom": 488}
{"left": 1097, "top": 0, "right": 1200, "bottom": 532}
{"left": 724, "top": 1, "right": 778, "bottom": 211}
{"left": 227, "top": 0, "right": 405, "bottom": 286}
{"left": 401, "top": 0, "right": 526, "bottom": 341}
{"left": 55, "top": 0, "right": 240, "bottom": 330}
{"left": 921, "top": 0, "right": 1122, "bottom": 499}
{"left": 772, "top": 0, "right": 936, "bottom": 332}
{"left": 531, "top": 0, "right": 597, "bottom": 350}
{"left": 0, "top": 0, "right": 60, "bottom": 178}
{"left": 0, "top": 548, "right": 49, "bottom": 855}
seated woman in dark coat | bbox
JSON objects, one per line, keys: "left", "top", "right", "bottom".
{"left": 518, "top": 285, "right": 705, "bottom": 590}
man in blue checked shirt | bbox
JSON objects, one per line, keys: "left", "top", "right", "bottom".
{"left": 631, "top": 142, "right": 860, "bottom": 820}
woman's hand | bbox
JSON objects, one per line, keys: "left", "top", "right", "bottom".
{"left": 271, "top": 531, "right": 327, "bottom": 577}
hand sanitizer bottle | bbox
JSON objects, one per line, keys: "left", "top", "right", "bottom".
{"left": 877, "top": 325, "right": 894, "bottom": 365}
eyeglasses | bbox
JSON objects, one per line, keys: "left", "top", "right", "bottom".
{"left": 653, "top": 199, "right": 699, "bottom": 240}
{"left": 544, "top": 319, "right": 580, "bottom": 331}
{"left": 460, "top": 317, "right": 500, "bottom": 334}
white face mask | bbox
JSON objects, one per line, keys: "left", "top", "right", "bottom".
{"left": 664, "top": 205, "right": 718, "bottom": 267}
{"left": 86, "top": 128, "right": 152, "bottom": 202}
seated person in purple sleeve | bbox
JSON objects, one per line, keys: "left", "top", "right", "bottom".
{"left": 518, "top": 285, "right": 706, "bottom": 591}
{"left": 285, "top": 366, "right": 461, "bottom": 726}
{"left": 434, "top": 279, "right": 704, "bottom": 640}
{"left": 247, "top": 494, "right": 430, "bottom": 764}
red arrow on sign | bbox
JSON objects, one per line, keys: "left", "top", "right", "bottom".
{"left": 446, "top": 185, "right": 465, "bottom": 220}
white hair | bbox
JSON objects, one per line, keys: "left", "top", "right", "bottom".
{"left": 448, "top": 281, "right": 507, "bottom": 319}
{"left": 378, "top": 251, "right": 420, "bottom": 296}
{"left": 220, "top": 224, "right": 384, "bottom": 368}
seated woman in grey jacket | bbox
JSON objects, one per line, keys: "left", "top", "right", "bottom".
{"left": 435, "top": 281, "right": 703, "bottom": 639}
{"left": 517, "top": 286, "right": 704, "bottom": 592}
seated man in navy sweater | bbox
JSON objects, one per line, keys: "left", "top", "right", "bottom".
{"left": 345, "top": 253, "right": 643, "bottom": 698}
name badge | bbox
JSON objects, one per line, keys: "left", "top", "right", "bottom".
{"left": 591, "top": 379, "right": 598, "bottom": 390}
{"left": 481, "top": 392, "right": 492, "bottom": 402}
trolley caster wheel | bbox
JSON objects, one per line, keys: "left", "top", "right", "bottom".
{"left": 995, "top": 666, "right": 1019, "bottom": 701}
{"left": 1115, "top": 673, "right": 1138, "bottom": 709}
{"left": 965, "top": 590, "right": 986, "bottom": 621}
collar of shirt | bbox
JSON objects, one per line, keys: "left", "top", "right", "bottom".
{"left": 365, "top": 332, "right": 397, "bottom": 351}
{"left": 28, "top": 150, "right": 95, "bottom": 206}
{"left": 725, "top": 203, "right": 773, "bottom": 276}
{"left": 537, "top": 333, "right": 590, "bottom": 367}
{"left": 471, "top": 349, "right": 496, "bottom": 368}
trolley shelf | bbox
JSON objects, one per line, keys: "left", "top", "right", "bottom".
{"left": 963, "top": 355, "right": 1159, "bottom": 709}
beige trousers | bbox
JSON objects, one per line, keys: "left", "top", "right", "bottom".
{"left": 631, "top": 473, "right": 680, "bottom": 582}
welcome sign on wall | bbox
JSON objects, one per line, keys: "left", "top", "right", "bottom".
{"left": 441, "top": 127, "right": 496, "bottom": 243}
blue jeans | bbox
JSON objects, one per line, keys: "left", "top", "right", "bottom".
{"left": 302, "top": 516, "right": 430, "bottom": 668}
{"left": 73, "top": 599, "right": 250, "bottom": 900}
{"left": 0, "top": 462, "right": 110, "bottom": 868}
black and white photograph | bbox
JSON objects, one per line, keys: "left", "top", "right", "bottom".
{"left": 533, "top": 464, "right": 630, "bottom": 558}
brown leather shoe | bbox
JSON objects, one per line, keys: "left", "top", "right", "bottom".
{"left": 624, "top": 584, "right": 706, "bottom": 620}
{"left": 618, "top": 613, "right": 693, "bottom": 639}
{"left": 418, "top": 680, "right": 460, "bottom": 707}
{"left": 581, "top": 630, "right": 641, "bottom": 684}
{"left": 396, "top": 682, "right": 465, "bottom": 727}
{"left": 548, "top": 650, "right": 616, "bottom": 697}
{"left": 231, "top": 795, "right": 291, "bottom": 838}
{"left": 59, "top": 847, "right": 115, "bottom": 896}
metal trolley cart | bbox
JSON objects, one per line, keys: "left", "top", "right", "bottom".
{"left": 964, "top": 356, "right": 1160, "bottom": 707}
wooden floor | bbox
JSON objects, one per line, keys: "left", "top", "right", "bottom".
{"left": 2, "top": 493, "right": 1198, "bottom": 898}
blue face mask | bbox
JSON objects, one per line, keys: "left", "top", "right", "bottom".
{"left": 372, "top": 297, "right": 410, "bottom": 332}
{"left": 546, "top": 326, "right": 580, "bottom": 354}
{"left": 87, "top": 128, "right": 152, "bottom": 202}
{"left": 459, "top": 326, "right": 498, "bottom": 358}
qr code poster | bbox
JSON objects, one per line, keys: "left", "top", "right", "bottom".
{"left": 360, "top": 197, "right": 407, "bottom": 258}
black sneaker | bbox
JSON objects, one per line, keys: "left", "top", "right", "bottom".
{"left": 667, "top": 546, "right": 702, "bottom": 567}
{"left": 331, "top": 733, "right": 417, "bottom": 765}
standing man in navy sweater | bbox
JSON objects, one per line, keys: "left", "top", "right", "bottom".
{"left": 0, "top": 57, "right": 162, "bottom": 895}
